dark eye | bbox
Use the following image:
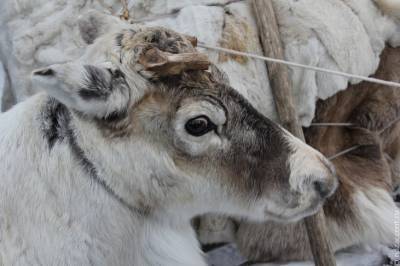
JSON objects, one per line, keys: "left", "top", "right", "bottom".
{"left": 185, "top": 116, "right": 216, "bottom": 137}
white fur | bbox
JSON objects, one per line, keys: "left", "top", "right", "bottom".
{"left": 0, "top": 93, "right": 212, "bottom": 265}
{"left": 327, "top": 187, "right": 398, "bottom": 252}
{"left": 0, "top": 67, "right": 342, "bottom": 265}
{"left": 0, "top": 91, "right": 328, "bottom": 265}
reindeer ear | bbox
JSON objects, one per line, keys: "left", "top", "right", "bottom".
{"left": 31, "top": 62, "right": 130, "bottom": 119}
{"left": 78, "top": 10, "right": 125, "bottom": 44}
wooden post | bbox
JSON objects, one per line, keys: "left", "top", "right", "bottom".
{"left": 251, "top": 1, "right": 336, "bottom": 266}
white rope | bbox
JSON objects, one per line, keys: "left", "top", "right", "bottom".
{"left": 328, "top": 145, "right": 360, "bottom": 160}
{"left": 321, "top": 113, "right": 400, "bottom": 160}
{"left": 378, "top": 115, "right": 400, "bottom": 135}
{"left": 198, "top": 43, "right": 400, "bottom": 88}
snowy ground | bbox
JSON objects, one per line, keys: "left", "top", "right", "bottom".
{"left": 207, "top": 202, "right": 400, "bottom": 266}
{"left": 206, "top": 204, "right": 400, "bottom": 266}
{"left": 206, "top": 243, "right": 399, "bottom": 266}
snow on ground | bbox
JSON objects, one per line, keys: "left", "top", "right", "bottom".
{"left": 206, "top": 243, "right": 398, "bottom": 266}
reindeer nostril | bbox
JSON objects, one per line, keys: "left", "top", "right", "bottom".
{"left": 313, "top": 180, "right": 332, "bottom": 199}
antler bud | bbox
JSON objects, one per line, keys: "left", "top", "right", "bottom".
{"left": 119, "top": 27, "right": 210, "bottom": 78}
{"left": 138, "top": 47, "right": 210, "bottom": 76}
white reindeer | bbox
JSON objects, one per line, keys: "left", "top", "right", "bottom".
{"left": 0, "top": 12, "right": 337, "bottom": 266}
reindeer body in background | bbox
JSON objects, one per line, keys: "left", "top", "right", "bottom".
{"left": 237, "top": 46, "right": 400, "bottom": 263}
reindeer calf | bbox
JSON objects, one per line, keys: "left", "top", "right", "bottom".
{"left": 0, "top": 14, "right": 337, "bottom": 266}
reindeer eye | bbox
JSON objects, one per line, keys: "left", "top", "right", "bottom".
{"left": 185, "top": 116, "right": 216, "bottom": 137}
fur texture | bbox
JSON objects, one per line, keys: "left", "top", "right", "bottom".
{"left": 0, "top": 24, "right": 337, "bottom": 265}
{"left": 236, "top": 46, "right": 400, "bottom": 263}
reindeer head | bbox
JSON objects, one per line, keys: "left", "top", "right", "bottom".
{"left": 31, "top": 11, "right": 337, "bottom": 223}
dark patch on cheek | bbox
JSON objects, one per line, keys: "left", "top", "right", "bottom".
{"left": 223, "top": 138, "right": 288, "bottom": 202}
{"left": 247, "top": 133, "right": 291, "bottom": 199}
{"left": 245, "top": 151, "right": 291, "bottom": 200}
{"left": 225, "top": 96, "right": 292, "bottom": 199}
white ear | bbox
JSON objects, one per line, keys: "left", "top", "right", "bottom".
{"left": 78, "top": 10, "right": 126, "bottom": 44}
{"left": 31, "top": 62, "right": 130, "bottom": 119}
